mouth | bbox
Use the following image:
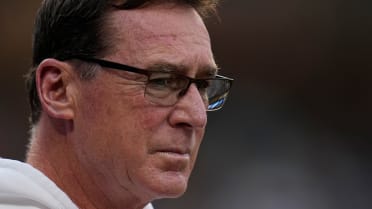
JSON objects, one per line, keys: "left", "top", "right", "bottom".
{"left": 158, "top": 152, "right": 189, "bottom": 160}
{"left": 149, "top": 144, "right": 193, "bottom": 172}
{"left": 156, "top": 148, "right": 190, "bottom": 157}
{"left": 152, "top": 147, "right": 191, "bottom": 162}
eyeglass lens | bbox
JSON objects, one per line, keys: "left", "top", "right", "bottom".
{"left": 144, "top": 74, "right": 232, "bottom": 111}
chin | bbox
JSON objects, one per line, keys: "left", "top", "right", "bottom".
{"left": 146, "top": 170, "right": 190, "bottom": 199}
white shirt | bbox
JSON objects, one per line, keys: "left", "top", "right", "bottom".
{"left": 0, "top": 158, "right": 154, "bottom": 209}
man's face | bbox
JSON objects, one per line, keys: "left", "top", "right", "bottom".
{"left": 71, "top": 3, "right": 216, "bottom": 202}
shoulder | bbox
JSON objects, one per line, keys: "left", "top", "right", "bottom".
{"left": 0, "top": 158, "right": 78, "bottom": 209}
{"left": 144, "top": 203, "right": 155, "bottom": 209}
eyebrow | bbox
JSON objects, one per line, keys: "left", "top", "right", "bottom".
{"left": 146, "top": 62, "right": 219, "bottom": 78}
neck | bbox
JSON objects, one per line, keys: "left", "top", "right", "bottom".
{"left": 26, "top": 117, "right": 148, "bottom": 209}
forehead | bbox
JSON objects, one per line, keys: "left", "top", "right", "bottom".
{"left": 103, "top": 3, "right": 217, "bottom": 75}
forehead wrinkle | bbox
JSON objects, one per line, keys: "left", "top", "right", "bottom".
{"left": 105, "top": 4, "right": 215, "bottom": 75}
{"left": 127, "top": 30, "right": 214, "bottom": 76}
{"left": 107, "top": 14, "right": 210, "bottom": 67}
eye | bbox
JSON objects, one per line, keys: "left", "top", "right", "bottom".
{"left": 147, "top": 73, "right": 187, "bottom": 90}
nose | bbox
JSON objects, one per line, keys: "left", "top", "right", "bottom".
{"left": 168, "top": 84, "right": 207, "bottom": 128}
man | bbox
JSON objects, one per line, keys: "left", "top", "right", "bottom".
{"left": 0, "top": 0, "right": 233, "bottom": 208}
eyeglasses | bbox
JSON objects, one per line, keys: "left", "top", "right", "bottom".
{"left": 73, "top": 56, "right": 233, "bottom": 111}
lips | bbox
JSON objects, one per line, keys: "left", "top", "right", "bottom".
{"left": 156, "top": 147, "right": 190, "bottom": 155}
{"left": 155, "top": 148, "right": 191, "bottom": 162}
{"left": 151, "top": 147, "right": 191, "bottom": 172}
{"left": 151, "top": 146, "right": 192, "bottom": 162}
{"left": 157, "top": 152, "right": 190, "bottom": 161}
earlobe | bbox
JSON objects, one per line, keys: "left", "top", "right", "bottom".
{"left": 36, "top": 59, "right": 76, "bottom": 120}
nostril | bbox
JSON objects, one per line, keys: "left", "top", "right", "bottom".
{"left": 175, "top": 122, "right": 193, "bottom": 128}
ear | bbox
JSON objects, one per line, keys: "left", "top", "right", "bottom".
{"left": 36, "top": 58, "right": 76, "bottom": 120}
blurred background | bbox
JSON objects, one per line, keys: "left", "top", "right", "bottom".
{"left": 0, "top": 1, "right": 371, "bottom": 209}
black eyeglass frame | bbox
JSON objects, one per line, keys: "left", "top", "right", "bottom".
{"left": 71, "top": 56, "right": 233, "bottom": 111}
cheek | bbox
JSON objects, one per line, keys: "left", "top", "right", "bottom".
{"left": 104, "top": 102, "right": 169, "bottom": 160}
{"left": 135, "top": 99, "right": 170, "bottom": 130}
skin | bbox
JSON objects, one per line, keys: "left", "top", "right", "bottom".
{"left": 27, "top": 3, "right": 217, "bottom": 209}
